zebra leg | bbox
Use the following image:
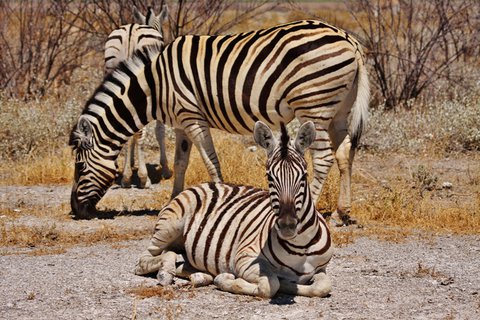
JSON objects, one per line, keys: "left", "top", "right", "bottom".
{"left": 121, "top": 136, "right": 135, "bottom": 188}
{"left": 136, "top": 128, "right": 151, "bottom": 188}
{"left": 214, "top": 256, "right": 280, "bottom": 298}
{"left": 307, "top": 126, "right": 335, "bottom": 207}
{"left": 155, "top": 120, "right": 173, "bottom": 180}
{"left": 329, "top": 122, "right": 357, "bottom": 226}
{"left": 171, "top": 129, "right": 192, "bottom": 198}
{"left": 279, "top": 270, "right": 331, "bottom": 297}
{"left": 135, "top": 199, "right": 186, "bottom": 275}
{"left": 185, "top": 123, "right": 223, "bottom": 182}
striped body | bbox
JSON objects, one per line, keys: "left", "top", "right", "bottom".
{"left": 135, "top": 121, "right": 333, "bottom": 297}
{"left": 153, "top": 182, "right": 331, "bottom": 283}
{"left": 70, "top": 20, "right": 369, "bottom": 222}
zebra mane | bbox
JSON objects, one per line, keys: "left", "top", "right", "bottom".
{"left": 280, "top": 123, "right": 290, "bottom": 159}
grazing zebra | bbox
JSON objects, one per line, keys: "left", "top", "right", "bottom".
{"left": 104, "top": 5, "right": 171, "bottom": 189}
{"left": 135, "top": 121, "right": 333, "bottom": 298}
{"left": 69, "top": 20, "right": 369, "bottom": 221}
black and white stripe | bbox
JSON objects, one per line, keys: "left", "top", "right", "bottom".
{"left": 70, "top": 20, "right": 370, "bottom": 220}
{"left": 135, "top": 121, "right": 333, "bottom": 298}
{"left": 103, "top": 5, "right": 171, "bottom": 190}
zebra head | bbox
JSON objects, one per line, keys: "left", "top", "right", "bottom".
{"left": 254, "top": 121, "right": 316, "bottom": 240}
{"left": 133, "top": 4, "right": 168, "bottom": 31}
{"left": 69, "top": 116, "right": 118, "bottom": 219}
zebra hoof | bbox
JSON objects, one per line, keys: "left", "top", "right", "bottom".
{"left": 138, "top": 176, "right": 151, "bottom": 189}
{"left": 161, "top": 167, "right": 173, "bottom": 180}
{"left": 157, "top": 270, "right": 174, "bottom": 286}
{"left": 121, "top": 177, "right": 132, "bottom": 188}
{"left": 331, "top": 210, "right": 357, "bottom": 227}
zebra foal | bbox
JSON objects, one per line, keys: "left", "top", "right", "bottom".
{"left": 134, "top": 121, "right": 333, "bottom": 298}
{"left": 104, "top": 5, "right": 171, "bottom": 189}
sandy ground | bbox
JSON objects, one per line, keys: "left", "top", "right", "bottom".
{"left": 1, "top": 152, "right": 479, "bottom": 319}
{"left": 1, "top": 234, "right": 479, "bottom": 319}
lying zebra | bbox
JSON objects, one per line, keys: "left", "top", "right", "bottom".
{"left": 135, "top": 121, "right": 333, "bottom": 298}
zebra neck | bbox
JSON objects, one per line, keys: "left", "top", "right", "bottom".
{"left": 84, "top": 58, "right": 161, "bottom": 155}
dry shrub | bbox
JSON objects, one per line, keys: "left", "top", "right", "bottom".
{"left": 363, "top": 93, "right": 480, "bottom": 154}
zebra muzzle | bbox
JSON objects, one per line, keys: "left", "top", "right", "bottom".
{"left": 276, "top": 201, "right": 298, "bottom": 239}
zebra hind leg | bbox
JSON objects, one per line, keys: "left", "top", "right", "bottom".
{"left": 155, "top": 121, "right": 173, "bottom": 180}
{"left": 329, "top": 122, "right": 357, "bottom": 226}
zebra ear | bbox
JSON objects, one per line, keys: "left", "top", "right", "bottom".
{"left": 70, "top": 117, "right": 94, "bottom": 150}
{"left": 158, "top": 4, "right": 169, "bottom": 23}
{"left": 133, "top": 5, "right": 146, "bottom": 25}
{"left": 254, "top": 121, "right": 277, "bottom": 155}
{"left": 294, "top": 121, "right": 316, "bottom": 154}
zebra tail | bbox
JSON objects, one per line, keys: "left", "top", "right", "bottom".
{"left": 349, "top": 57, "right": 370, "bottom": 149}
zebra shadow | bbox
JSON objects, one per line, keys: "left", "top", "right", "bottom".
{"left": 72, "top": 209, "right": 159, "bottom": 220}
{"left": 269, "top": 293, "right": 296, "bottom": 305}
{"left": 114, "top": 163, "right": 163, "bottom": 187}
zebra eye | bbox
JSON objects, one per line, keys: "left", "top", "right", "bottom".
{"left": 75, "top": 161, "right": 86, "bottom": 171}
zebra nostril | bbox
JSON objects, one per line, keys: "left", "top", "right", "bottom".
{"left": 277, "top": 218, "right": 297, "bottom": 232}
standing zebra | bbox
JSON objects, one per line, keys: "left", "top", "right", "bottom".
{"left": 135, "top": 121, "right": 333, "bottom": 298}
{"left": 104, "top": 5, "right": 171, "bottom": 189}
{"left": 69, "top": 20, "right": 369, "bottom": 221}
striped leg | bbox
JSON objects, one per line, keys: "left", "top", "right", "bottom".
{"left": 155, "top": 121, "right": 173, "bottom": 180}
{"left": 172, "top": 123, "right": 223, "bottom": 199}
{"left": 172, "top": 129, "right": 192, "bottom": 198}
{"left": 308, "top": 126, "right": 335, "bottom": 206}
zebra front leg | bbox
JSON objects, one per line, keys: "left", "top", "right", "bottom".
{"left": 279, "top": 271, "right": 332, "bottom": 297}
{"left": 135, "top": 128, "right": 151, "bottom": 188}
{"left": 214, "top": 257, "right": 280, "bottom": 298}
{"left": 155, "top": 121, "right": 173, "bottom": 180}
{"left": 121, "top": 136, "right": 135, "bottom": 188}
{"left": 171, "top": 129, "right": 192, "bottom": 199}
{"left": 184, "top": 123, "right": 223, "bottom": 183}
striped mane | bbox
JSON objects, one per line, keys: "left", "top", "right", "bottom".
{"left": 280, "top": 123, "right": 290, "bottom": 159}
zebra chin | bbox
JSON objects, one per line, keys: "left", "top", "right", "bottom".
{"left": 70, "top": 193, "right": 98, "bottom": 220}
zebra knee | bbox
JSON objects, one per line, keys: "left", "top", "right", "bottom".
{"left": 256, "top": 276, "right": 280, "bottom": 298}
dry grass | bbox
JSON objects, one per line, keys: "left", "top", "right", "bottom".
{"left": 128, "top": 285, "right": 177, "bottom": 300}
{"left": 0, "top": 218, "right": 151, "bottom": 253}
{"left": 0, "top": 148, "right": 73, "bottom": 186}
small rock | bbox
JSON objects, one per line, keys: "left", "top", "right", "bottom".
{"left": 247, "top": 146, "right": 257, "bottom": 152}
{"left": 442, "top": 182, "right": 453, "bottom": 189}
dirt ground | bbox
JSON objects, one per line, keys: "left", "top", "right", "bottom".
{"left": 1, "top": 152, "right": 479, "bottom": 320}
